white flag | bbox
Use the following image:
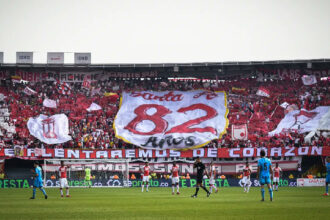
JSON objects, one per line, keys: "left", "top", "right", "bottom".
{"left": 27, "top": 114, "right": 72, "bottom": 144}
{"left": 23, "top": 87, "right": 37, "bottom": 96}
{"left": 112, "top": 85, "right": 120, "bottom": 91}
{"left": 91, "top": 88, "right": 101, "bottom": 96}
{"left": 231, "top": 124, "right": 248, "bottom": 140}
{"left": 269, "top": 106, "right": 330, "bottom": 136}
{"left": 0, "top": 93, "right": 6, "bottom": 101}
{"left": 43, "top": 98, "right": 57, "bottom": 108}
{"left": 280, "top": 102, "right": 289, "bottom": 109}
{"left": 302, "top": 75, "right": 317, "bottom": 85}
{"left": 86, "top": 103, "right": 102, "bottom": 112}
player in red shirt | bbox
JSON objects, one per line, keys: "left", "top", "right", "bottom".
{"left": 171, "top": 162, "right": 180, "bottom": 195}
{"left": 242, "top": 162, "right": 252, "bottom": 193}
{"left": 141, "top": 162, "right": 150, "bottom": 192}
{"left": 58, "top": 161, "right": 70, "bottom": 197}
{"left": 272, "top": 163, "right": 282, "bottom": 191}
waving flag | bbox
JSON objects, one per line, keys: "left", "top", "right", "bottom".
{"left": 269, "top": 106, "right": 330, "bottom": 136}
{"left": 23, "top": 87, "right": 37, "bottom": 96}
{"left": 43, "top": 98, "right": 57, "bottom": 108}
{"left": 91, "top": 88, "right": 101, "bottom": 96}
{"left": 280, "top": 102, "right": 289, "bottom": 109}
{"left": 82, "top": 76, "right": 92, "bottom": 89}
{"left": 256, "top": 87, "right": 270, "bottom": 97}
{"left": 27, "top": 114, "right": 72, "bottom": 144}
{"left": 302, "top": 75, "right": 317, "bottom": 85}
{"left": 86, "top": 103, "right": 102, "bottom": 112}
{"left": 56, "top": 81, "right": 71, "bottom": 95}
{"left": 232, "top": 124, "right": 248, "bottom": 140}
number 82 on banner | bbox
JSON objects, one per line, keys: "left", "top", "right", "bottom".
{"left": 114, "top": 91, "right": 229, "bottom": 150}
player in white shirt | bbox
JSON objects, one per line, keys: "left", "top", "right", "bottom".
{"left": 58, "top": 161, "right": 70, "bottom": 197}
{"left": 171, "top": 162, "right": 180, "bottom": 195}
{"left": 208, "top": 161, "right": 218, "bottom": 193}
{"left": 242, "top": 162, "right": 252, "bottom": 193}
{"left": 272, "top": 163, "right": 282, "bottom": 191}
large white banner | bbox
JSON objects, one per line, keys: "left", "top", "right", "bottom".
{"left": 27, "top": 114, "right": 72, "bottom": 145}
{"left": 269, "top": 106, "right": 330, "bottom": 136}
{"left": 114, "top": 91, "right": 229, "bottom": 150}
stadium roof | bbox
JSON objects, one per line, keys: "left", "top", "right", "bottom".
{"left": 1, "top": 59, "right": 329, "bottom": 79}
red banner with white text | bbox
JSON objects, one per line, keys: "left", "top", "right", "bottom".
{"left": 0, "top": 146, "right": 329, "bottom": 160}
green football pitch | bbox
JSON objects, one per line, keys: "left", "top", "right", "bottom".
{"left": 0, "top": 187, "right": 329, "bottom": 220}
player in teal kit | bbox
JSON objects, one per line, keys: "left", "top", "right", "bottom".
{"left": 257, "top": 150, "right": 273, "bottom": 201}
{"left": 30, "top": 162, "right": 48, "bottom": 199}
{"left": 324, "top": 157, "right": 330, "bottom": 196}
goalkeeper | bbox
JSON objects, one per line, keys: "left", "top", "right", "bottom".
{"left": 84, "top": 166, "right": 92, "bottom": 188}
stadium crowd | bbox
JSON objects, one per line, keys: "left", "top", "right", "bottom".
{"left": 0, "top": 74, "right": 329, "bottom": 150}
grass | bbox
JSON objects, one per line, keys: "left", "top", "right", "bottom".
{"left": 0, "top": 187, "right": 329, "bottom": 220}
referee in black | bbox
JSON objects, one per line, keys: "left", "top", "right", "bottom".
{"left": 192, "top": 157, "right": 210, "bottom": 198}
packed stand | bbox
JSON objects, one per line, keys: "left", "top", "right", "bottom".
{"left": 0, "top": 75, "right": 329, "bottom": 150}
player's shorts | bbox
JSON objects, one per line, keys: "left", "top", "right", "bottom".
{"left": 197, "top": 176, "right": 203, "bottom": 184}
{"left": 273, "top": 177, "right": 280, "bottom": 183}
{"left": 242, "top": 176, "right": 251, "bottom": 185}
{"left": 326, "top": 175, "right": 330, "bottom": 183}
{"left": 209, "top": 177, "right": 215, "bottom": 185}
{"left": 142, "top": 175, "right": 149, "bottom": 182}
{"left": 172, "top": 176, "right": 179, "bottom": 184}
{"left": 259, "top": 175, "right": 271, "bottom": 185}
{"left": 60, "top": 178, "right": 69, "bottom": 188}
{"left": 33, "top": 179, "right": 43, "bottom": 188}
{"left": 85, "top": 177, "right": 91, "bottom": 181}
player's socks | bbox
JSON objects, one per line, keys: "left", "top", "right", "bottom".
{"left": 176, "top": 185, "right": 179, "bottom": 193}
{"left": 172, "top": 186, "right": 175, "bottom": 194}
{"left": 66, "top": 189, "right": 69, "bottom": 196}
{"left": 326, "top": 184, "right": 328, "bottom": 194}
{"left": 261, "top": 188, "right": 265, "bottom": 201}
{"left": 146, "top": 184, "right": 149, "bottom": 192}
{"left": 60, "top": 189, "right": 63, "bottom": 197}
{"left": 195, "top": 187, "right": 200, "bottom": 196}
{"left": 276, "top": 185, "right": 279, "bottom": 191}
{"left": 40, "top": 188, "right": 47, "bottom": 196}
{"left": 209, "top": 185, "right": 213, "bottom": 193}
{"left": 269, "top": 188, "right": 273, "bottom": 201}
{"left": 272, "top": 184, "right": 275, "bottom": 190}
{"left": 247, "top": 186, "right": 250, "bottom": 192}
{"left": 141, "top": 184, "right": 144, "bottom": 192}
{"left": 32, "top": 188, "right": 36, "bottom": 198}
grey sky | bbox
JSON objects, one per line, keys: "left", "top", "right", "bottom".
{"left": 0, "top": 0, "right": 329, "bottom": 63}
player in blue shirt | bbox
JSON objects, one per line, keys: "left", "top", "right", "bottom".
{"left": 324, "top": 157, "right": 330, "bottom": 196}
{"left": 30, "top": 162, "right": 48, "bottom": 199}
{"left": 257, "top": 150, "right": 273, "bottom": 201}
